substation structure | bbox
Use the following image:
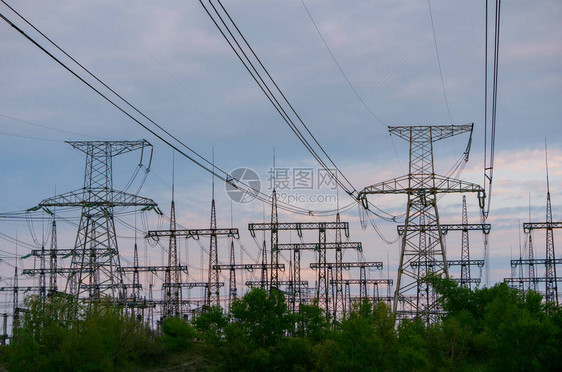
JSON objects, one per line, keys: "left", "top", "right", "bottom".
{"left": 248, "top": 207, "right": 393, "bottom": 320}
{"left": 504, "top": 178, "right": 562, "bottom": 306}
{"left": 0, "top": 139, "right": 398, "bottom": 341}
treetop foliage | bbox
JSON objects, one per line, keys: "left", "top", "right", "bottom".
{"left": 3, "top": 279, "right": 562, "bottom": 371}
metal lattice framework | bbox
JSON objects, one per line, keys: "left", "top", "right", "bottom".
{"left": 397, "top": 196, "right": 490, "bottom": 289}
{"left": 505, "top": 193, "right": 562, "bottom": 305}
{"left": 228, "top": 240, "right": 237, "bottom": 306}
{"left": 212, "top": 263, "right": 285, "bottom": 271}
{"left": 36, "top": 140, "right": 158, "bottom": 301}
{"left": 147, "top": 212, "right": 239, "bottom": 309}
{"left": 208, "top": 198, "right": 219, "bottom": 308}
{"left": 270, "top": 190, "right": 279, "bottom": 289}
{"left": 165, "top": 199, "right": 181, "bottom": 316}
{"left": 251, "top": 220, "right": 349, "bottom": 316}
{"left": 334, "top": 213, "right": 344, "bottom": 318}
{"left": 359, "top": 125, "right": 485, "bottom": 321}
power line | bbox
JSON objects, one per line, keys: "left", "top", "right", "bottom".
{"left": 202, "top": 1, "right": 426, "bottom": 225}
{"left": 201, "top": 0, "right": 358, "bottom": 199}
{"left": 0, "top": 113, "right": 102, "bottom": 139}
{"left": 0, "top": 4, "right": 344, "bottom": 217}
{"left": 150, "top": 56, "right": 247, "bottom": 151}
{"left": 427, "top": 0, "right": 453, "bottom": 123}
{"left": 300, "top": 0, "right": 386, "bottom": 127}
{"left": 483, "top": 0, "right": 502, "bottom": 219}
{"left": 0, "top": 131, "right": 62, "bottom": 143}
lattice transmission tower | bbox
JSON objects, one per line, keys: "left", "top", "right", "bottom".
{"left": 36, "top": 140, "right": 159, "bottom": 301}
{"left": 359, "top": 125, "right": 484, "bottom": 321}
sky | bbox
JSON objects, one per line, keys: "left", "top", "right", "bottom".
{"left": 0, "top": 0, "right": 561, "bottom": 308}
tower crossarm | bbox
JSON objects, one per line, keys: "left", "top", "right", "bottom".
{"left": 523, "top": 222, "right": 562, "bottom": 233}
{"left": 37, "top": 189, "right": 160, "bottom": 210}
{"left": 212, "top": 263, "right": 285, "bottom": 272}
{"left": 451, "top": 278, "right": 481, "bottom": 285}
{"left": 447, "top": 260, "right": 485, "bottom": 268}
{"left": 162, "top": 282, "right": 225, "bottom": 289}
{"left": 510, "top": 258, "right": 562, "bottom": 267}
{"left": 23, "top": 248, "right": 117, "bottom": 259}
{"left": 310, "top": 261, "right": 383, "bottom": 270}
{"left": 388, "top": 124, "right": 474, "bottom": 143}
{"left": 22, "top": 268, "right": 78, "bottom": 275}
{"left": 117, "top": 299, "right": 157, "bottom": 308}
{"left": 0, "top": 286, "right": 42, "bottom": 292}
{"left": 146, "top": 228, "right": 239, "bottom": 239}
{"left": 274, "top": 242, "right": 362, "bottom": 252}
{"left": 246, "top": 280, "right": 308, "bottom": 287}
{"left": 331, "top": 279, "right": 393, "bottom": 285}
{"left": 24, "top": 249, "right": 71, "bottom": 259}
{"left": 148, "top": 299, "right": 193, "bottom": 306}
{"left": 79, "top": 283, "right": 142, "bottom": 290}
{"left": 66, "top": 140, "right": 151, "bottom": 157}
{"left": 504, "top": 277, "right": 562, "bottom": 284}
{"left": 119, "top": 265, "right": 189, "bottom": 273}
{"left": 248, "top": 222, "right": 349, "bottom": 238}
{"left": 397, "top": 223, "right": 491, "bottom": 235}
{"left": 408, "top": 259, "right": 484, "bottom": 268}
{"left": 359, "top": 175, "right": 484, "bottom": 196}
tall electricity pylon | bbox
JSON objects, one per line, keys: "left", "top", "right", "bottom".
{"left": 359, "top": 125, "right": 484, "bottom": 321}
{"left": 164, "top": 196, "right": 181, "bottom": 316}
{"left": 270, "top": 189, "right": 279, "bottom": 289}
{"left": 334, "top": 212, "right": 344, "bottom": 318}
{"left": 208, "top": 196, "right": 220, "bottom": 307}
{"left": 228, "top": 240, "right": 237, "bottom": 306}
{"left": 37, "top": 141, "right": 159, "bottom": 300}
{"left": 49, "top": 216, "right": 58, "bottom": 294}
{"left": 459, "top": 196, "right": 471, "bottom": 287}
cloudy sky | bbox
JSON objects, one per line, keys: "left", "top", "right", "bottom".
{"left": 0, "top": 1, "right": 561, "bottom": 304}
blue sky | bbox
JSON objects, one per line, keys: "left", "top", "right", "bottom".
{"left": 0, "top": 1, "right": 561, "bottom": 305}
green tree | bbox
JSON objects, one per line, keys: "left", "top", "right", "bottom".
{"left": 193, "top": 305, "right": 229, "bottom": 346}
{"left": 313, "top": 300, "right": 398, "bottom": 371}
{"left": 396, "top": 318, "right": 432, "bottom": 371}
{"left": 160, "top": 316, "right": 197, "bottom": 352}
{"left": 5, "top": 294, "right": 157, "bottom": 372}
{"left": 293, "top": 303, "right": 328, "bottom": 342}
{"left": 229, "top": 287, "right": 291, "bottom": 348}
{"left": 430, "top": 276, "right": 562, "bottom": 371}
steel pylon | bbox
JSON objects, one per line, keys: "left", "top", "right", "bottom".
{"left": 359, "top": 125, "right": 484, "bottom": 321}
{"left": 37, "top": 140, "right": 158, "bottom": 301}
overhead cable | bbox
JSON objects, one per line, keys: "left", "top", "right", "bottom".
{"left": 200, "top": 0, "right": 359, "bottom": 199}
{"left": 482, "top": 0, "right": 501, "bottom": 219}
{"left": 0, "top": 4, "right": 344, "bottom": 217}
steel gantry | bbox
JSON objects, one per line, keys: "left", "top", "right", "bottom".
{"left": 251, "top": 219, "right": 350, "bottom": 317}
{"left": 213, "top": 262, "right": 285, "bottom": 306}
{"left": 504, "top": 219, "right": 562, "bottom": 305}
{"left": 503, "top": 154, "right": 561, "bottom": 305}
{"left": 522, "top": 219, "right": 562, "bottom": 305}
{"left": 331, "top": 278, "right": 394, "bottom": 314}
{"left": 311, "top": 260, "right": 385, "bottom": 317}
{"left": 147, "top": 221, "right": 239, "bottom": 310}
{"left": 277, "top": 241, "right": 362, "bottom": 317}
{"left": 274, "top": 242, "right": 320, "bottom": 312}
{"left": 397, "top": 195, "right": 490, "bottom": 289}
